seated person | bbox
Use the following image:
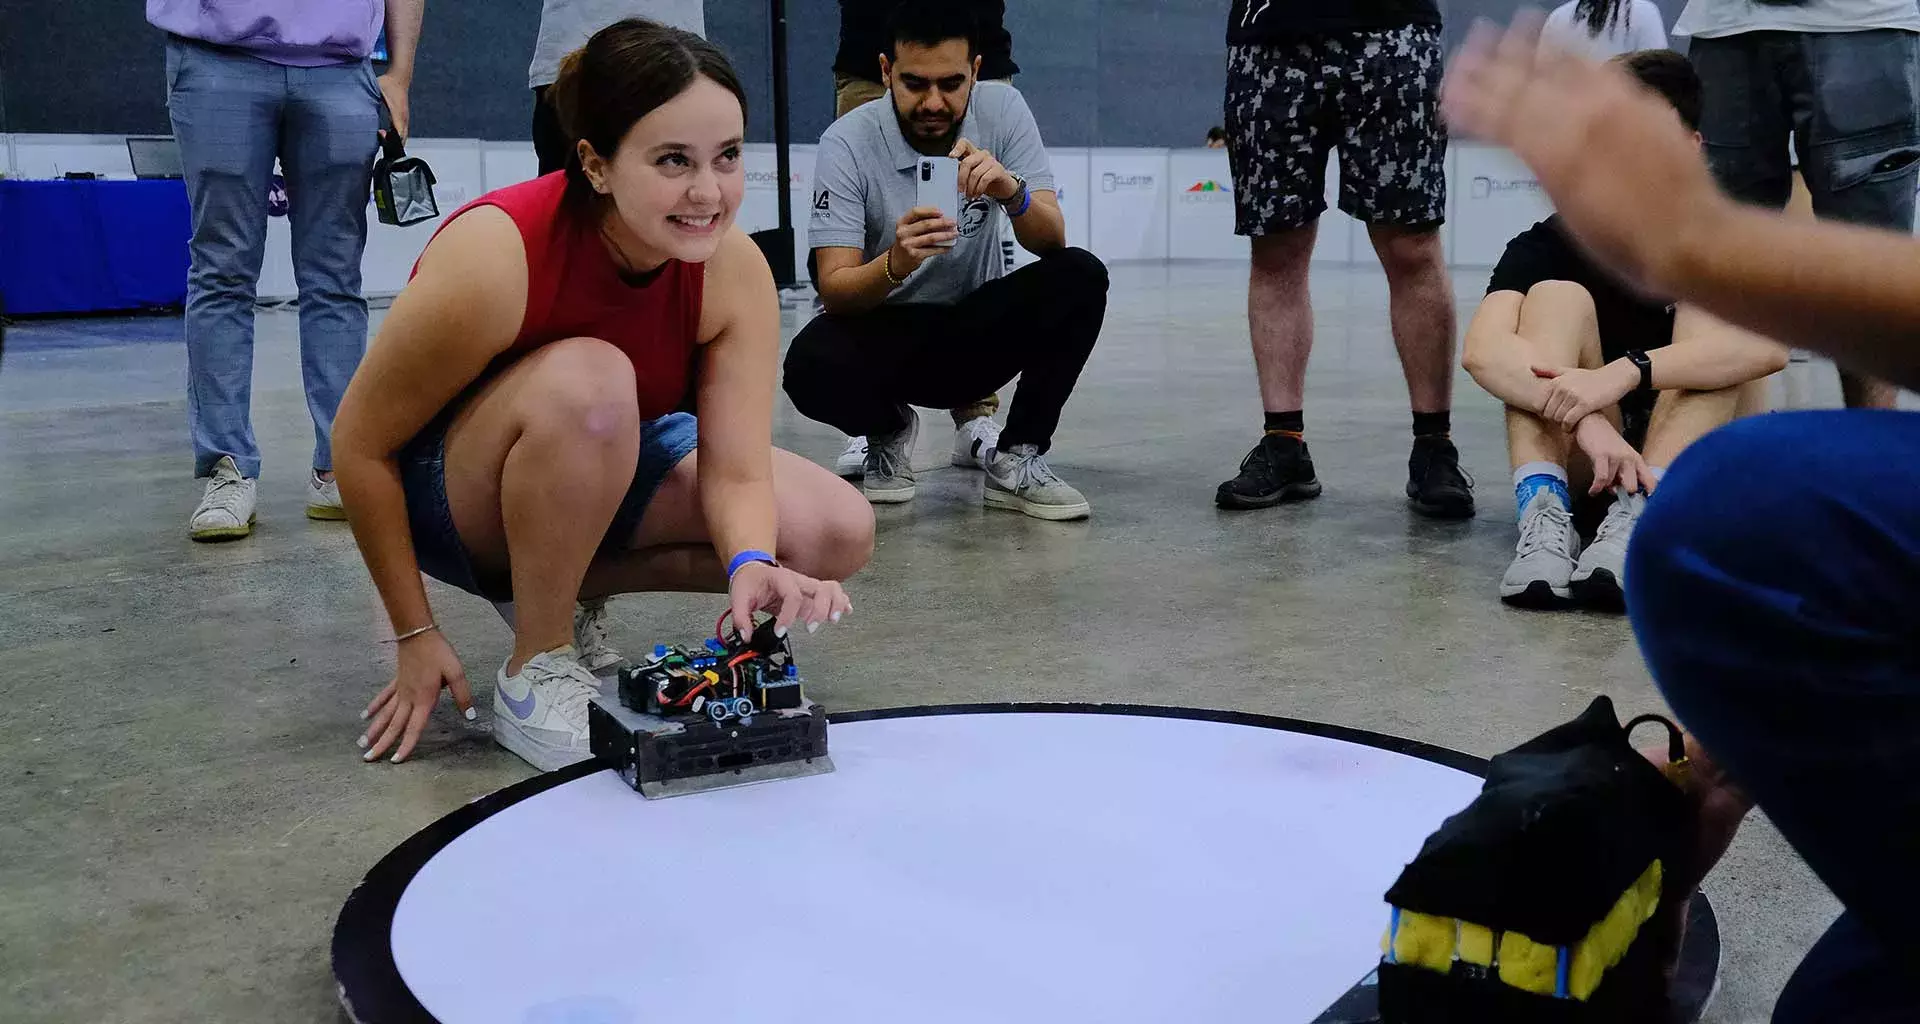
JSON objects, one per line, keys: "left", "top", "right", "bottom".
{"left": 783, "top": 0, "right": 1109, "bottom": 521}
{"left": 1461, "top": 49, "right": 1787, "bottom": 609}
{"left": 333, "top": 20, "right": 873, "bottom": 770}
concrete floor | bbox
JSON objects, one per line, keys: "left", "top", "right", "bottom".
{"left": 0, "top": 262, "right": 1853, "bottom": 1022}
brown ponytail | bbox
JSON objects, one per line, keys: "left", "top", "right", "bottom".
{"left": 546, "top": 19, "right": 749, "bottom": 209}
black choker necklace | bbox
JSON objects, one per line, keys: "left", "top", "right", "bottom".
{"left": 599, "top": 222, "right": 667, "bottom": 287}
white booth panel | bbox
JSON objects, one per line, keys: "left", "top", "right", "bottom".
{"left": 1010, "top": 147, "right": 1091, "bottom": 269}
{"left": 740, "top": 143, "right": 815, "bottom": 275}
{"left": 11, "top": 134, "right": 135, "bottom": 179}
{"left": 1167, "top": 148, "right": 1246, "bottom": 260}
{"left": 1448, "top": 144, "right": 1551, "bottom": 265}
{"left": 1307, "top": 153, "right": 1355, "bottom": 264}
{"left": 1089, "top": 149, "right": 1170, "bottom": 261}
{"left": 482, "top": 141, "right": 541, "bottom": 192}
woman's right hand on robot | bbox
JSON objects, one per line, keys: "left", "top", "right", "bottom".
{"left": 727, "top": 561, "right": 852, "bottom": 643}
{"left": 359, "top": 628, "right": 475, "bottom": 764}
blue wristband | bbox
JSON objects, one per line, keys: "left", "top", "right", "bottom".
{"left": 727, "top": 550, "right": 776, "bottom": 580}
{"left": 1006, "top": 185, "right": 1032, "bottom": 218}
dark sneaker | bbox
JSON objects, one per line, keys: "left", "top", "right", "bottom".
{"left": 1407, "top": 435, "right": 1475, "bottom": 519}
{"left": 1215, "top": 434, "right": 1322, "bottom": 510}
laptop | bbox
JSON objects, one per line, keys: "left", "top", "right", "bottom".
{"left": 126, "top": 136, "right": 184, "bottom": 179}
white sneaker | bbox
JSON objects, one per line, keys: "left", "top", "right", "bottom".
{"left": 835, "top": 436, "right": 868, "bottom": 479}
{"left": 306, "top": 471, "right": 346, "bottom": 521}
{"left": 189, "top": 455, "right": 258, "bottom": 542}
{"left": 573, "top": 598, "right": 626, "bottom": 675}
{"left": 951, "top": 416, "right": 1002, "bottom": 469}
{"left": 492, "top": 646, "right": 601, "bottom": 772}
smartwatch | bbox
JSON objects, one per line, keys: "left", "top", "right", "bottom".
{"left": 1625, "top": 350, "right": 1654, "bottom": 394}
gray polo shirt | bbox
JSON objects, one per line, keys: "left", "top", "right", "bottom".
{"left": 809, "top": 82, "right": 1055, "bottom": 306}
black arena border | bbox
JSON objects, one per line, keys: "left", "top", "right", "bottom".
{"left": 332, "top": 702, "right": 1720, "bottom": 1024}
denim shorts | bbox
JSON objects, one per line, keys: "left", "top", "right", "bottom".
{"left": 1693, "top": 29, "right": 1920, "bottom": 230}
{"left": 399, "top": 410, "right": 699, "bottom": 602}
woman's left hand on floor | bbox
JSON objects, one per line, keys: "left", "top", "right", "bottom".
{"left": 728, "top": 561, "right": 852, "bottom": 640}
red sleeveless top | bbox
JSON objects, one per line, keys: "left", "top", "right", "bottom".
{"left": 424, "top": 172, "right": 706, "bottom": 419}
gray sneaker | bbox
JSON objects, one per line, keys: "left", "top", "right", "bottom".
{"left": 1501, "top": 489, "right": 1580, "bottom": 608}
{"left": 1572, "top": 489, "right": 1646, "bottom": 611}
{"left": 863, "top": 414, "right": 918, "bottom": 504}
{"left": 984, "top": 444, "right": 1091, "bottom": 520}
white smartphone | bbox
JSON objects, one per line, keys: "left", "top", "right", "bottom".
{"left": 915, "top": 157, "right": 961, "bottom": 248}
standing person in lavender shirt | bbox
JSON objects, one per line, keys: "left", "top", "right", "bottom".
{"left": 147, "top": 0, "right": 425, "bottom": 541}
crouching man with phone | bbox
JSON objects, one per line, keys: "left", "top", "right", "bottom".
{"left": 783, "top": 0, "right": 1108, "bottom": 520}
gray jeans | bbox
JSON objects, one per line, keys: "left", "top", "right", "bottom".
{"left": 1692, "top": 28, "right": 1920, "bottom": 230}
{"left": 165, "top": 37, "right": 381, "bottom": 477}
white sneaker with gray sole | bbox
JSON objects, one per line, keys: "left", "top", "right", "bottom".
{"left": 1501, "top": 489, "right": 1580, "bottom": 608}
{"left": 984, "top": 444, "right": 1091, "bottom": 520}
{"left": 492, "top": 646, "right": 601, "bottom": 772}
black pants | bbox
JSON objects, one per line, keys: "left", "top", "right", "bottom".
{"left": 783, "top": 247, "right": 1108, "bottom": 455}
{"left": 532, "top": 86, "right": 568, "bottom": 176}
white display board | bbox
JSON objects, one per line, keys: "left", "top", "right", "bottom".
{"left": 1167, "top": 148, "right": 1247, "bottom": 261}
{"left": 1006, "top": 147, "right": 1092, "bottom": 269}
{"left": 1448, "top": 146, "right": 1552, "bottom": 266}
{"left": 384, "top": 711, "right": 1485, "bottom": 1023}
{"left": 480, "top": 141, "right": 541, "bottom": 192}
{"left": 9, "top": 134, "right": 136, "bottom": 178}
{"left": 1088, "top": 149, "right": 1171, "bottom": 262}
{"left": 738, "top": 142, "right": 816, "bottom": 276}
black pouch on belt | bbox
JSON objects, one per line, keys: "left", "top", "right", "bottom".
{"left": 371, "top": 125, "right": 439, "bottom": 227}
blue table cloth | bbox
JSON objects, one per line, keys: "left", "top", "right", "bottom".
{"left": 0, "top": 180, "right": 190, "bottom": 316}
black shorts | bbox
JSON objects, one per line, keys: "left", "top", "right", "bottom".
{"left": 1225, "top": 25, "right": 1448, "bottom": 235}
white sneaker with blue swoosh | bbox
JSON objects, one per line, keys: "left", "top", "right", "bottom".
{"left": 492, "top": 646, "right": 600, "bottom": 772}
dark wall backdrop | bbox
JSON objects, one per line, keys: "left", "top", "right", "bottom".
{"left": 1, "top": 0, "right": 1686, "bottom": 146}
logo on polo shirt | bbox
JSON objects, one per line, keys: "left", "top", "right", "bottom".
{"left": 958, "top": 195, "right": 993, "bottom": 238}
{"left": 812, "top": 190, "right": 830, "bottom": 217}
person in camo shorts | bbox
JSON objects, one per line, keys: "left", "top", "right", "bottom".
{"left": 1216, "top": 0, "right": 1474, "bottom": 522}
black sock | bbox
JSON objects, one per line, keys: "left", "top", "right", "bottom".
{"left": 1412, "top": 410, "right": 1451, "bottom": 438}
{"left": 1264, "top": 410, "right": 1304, "bottom": 435}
